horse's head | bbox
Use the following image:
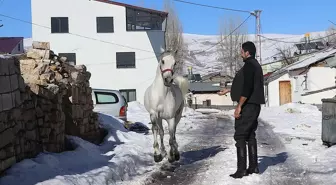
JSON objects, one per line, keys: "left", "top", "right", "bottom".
{"left": 159, "top": 50, "right": 177, "bottom": 86}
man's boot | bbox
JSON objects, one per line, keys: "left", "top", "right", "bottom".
{"left": 247, "top": 141, "right": 259, "bottom": 174}
{"left": 230, "top": 145, "right": 248, "bottom": 178}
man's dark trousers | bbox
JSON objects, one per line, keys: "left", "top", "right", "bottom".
{"left": 233, "top": 103, "right": 261, "bottom": 177}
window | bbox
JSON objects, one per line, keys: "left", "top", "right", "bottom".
{"left": 119, "top": 89, "right": 136, "bottom": 102}
{"left": 95, "top": 92, "right": 119, "bottom": 104}
{"left": 17, "top": 43, "right": 21, "bottom": 52}
{"left": 116, "top": 52, "right": 135, "bottom": 68}
{"left": 58, "top": 53, "right": 76, "bottom": 66}
{"left": 51, "top": 17, "right": 69, "bottom": 33}
{"left": 126, "top": 8, "right": 165, "bottom": 31}
{"left": 96, "top": 17, "right": 114, "bottom": 33}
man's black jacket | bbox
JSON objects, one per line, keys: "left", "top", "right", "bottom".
{"left": 230, "top": 57, "right": 265, "bottom": 105}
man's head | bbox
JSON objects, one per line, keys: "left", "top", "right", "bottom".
{"left": 241, "top": 41, "right": 256, "bottom": 60}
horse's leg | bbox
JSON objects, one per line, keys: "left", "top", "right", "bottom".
{"left": 157, "top": 118, "right": 166, "bottom": 157}
{"left": 151, "top": 113, "right": 163, "bottom": 162}
{"left": 167, "top": 117, "right": 179, "bottom": 163}
{"left": 171, "top": 104, "right": 184, "bottom": 161}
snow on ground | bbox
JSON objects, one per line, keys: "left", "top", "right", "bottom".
{"left": 259, "top": 103, "right": 336, "bottom": 184}
{"left": 0, "top": 102, "right": 209, "bottom": 185}
{"left": 259, "top": 103, "right": 322, "bottom": 139}
{"left": 213, "top": 103, "right": 336, "bottom": 184}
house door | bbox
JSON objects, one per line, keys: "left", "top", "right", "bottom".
{"left": 279, "top": 81, "right": 292, "bottom": 105}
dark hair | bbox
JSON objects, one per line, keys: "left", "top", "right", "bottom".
{"left": 242, "top": 41, "right": 256, "bottom": 57}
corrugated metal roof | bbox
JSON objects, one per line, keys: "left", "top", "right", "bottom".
{"left": 265, "top": 47, "right": 336, "bottom": 84}
{"left": 287, "top": 47, "right": 336, "bottom": 71}
{"left": 189, "top": 82, "right": 221, "bottom": 92}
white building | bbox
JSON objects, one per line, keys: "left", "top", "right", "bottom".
{"left": 31, "top": 0, "right": 168, "bottom": 104}
{"left": 265, "top": 47, "right": 336, "bottom": 107}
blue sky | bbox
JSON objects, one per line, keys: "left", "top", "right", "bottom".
{"left": 0, "top": 0, "right": 335, "bottom": 38}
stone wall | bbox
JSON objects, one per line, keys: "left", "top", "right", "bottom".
{"left": 0, "top": 42, "right": 101, "bottom": 174}
{"left": 0, "top": 56, "right": 40, "bottom": 173}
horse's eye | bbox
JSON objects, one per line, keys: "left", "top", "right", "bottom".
{"left": 162, "top": 60, "right": 165, "bottom": 64}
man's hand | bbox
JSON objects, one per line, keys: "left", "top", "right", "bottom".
{"left": 234, "top": 105, "right": 241, "bottom": 119}
{"left": 217, "top": 88, "right": 230, "bottom": 96}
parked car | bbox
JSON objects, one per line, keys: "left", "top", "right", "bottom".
{"left": 91, "top": 88, "right": 128, "bottom": 121}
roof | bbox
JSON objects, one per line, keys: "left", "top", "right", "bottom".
{"left": 295, "top": 41, "right": 325, "bottom": 51}
{"left": 0, "top": 37, "right": 23, "bottom": 54}
{"left": 265, "top": 47, "right": 336, "bottom": 84}
{"left": 189, "top": 82, "right": 221, "bottom": 93}
{"left": 287, "top": 47, "right": 336, "bottom": 71}
{"left": 95, "top": 0, "right": 168, "bottom": 16}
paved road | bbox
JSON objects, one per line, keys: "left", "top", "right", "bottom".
{"left": 143, "top": 115, "right": 313, "bottom": 185}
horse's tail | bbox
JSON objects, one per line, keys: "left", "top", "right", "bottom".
{"left": 174, "top": 75, "right": 189, "bottom": 98}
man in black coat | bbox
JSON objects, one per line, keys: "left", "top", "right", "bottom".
{"left": 218, "top": 41, "right": 265, "bottom": 179}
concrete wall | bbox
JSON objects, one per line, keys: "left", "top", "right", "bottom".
{"left": 267, "top": 67, "right": 336, "bottom": 107}
{"left": 31, "top": 0, "right": 166, "bottom": 104}
{"left": 302, "top": 89, "right": 335, "bottom": 104}
{"left": 267, "top": 73, "right": 294, "bottom": 107}
{"left": 301, "top": 67, "right": 336, "bottom": 104}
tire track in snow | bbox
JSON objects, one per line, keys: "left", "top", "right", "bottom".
{"left": 255, "top": 121, "right": 314, "bottom": 185}
{"left": 142, "top": 116, "right": 233, "bottom": 185}
{"left": 133, "top": 115, "right": 315, "bottom": 185}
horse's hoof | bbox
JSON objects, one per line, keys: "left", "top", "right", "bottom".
{"left": 154, "top": 154, "right": 163, "bottom": 163}
{"left": 174, "top": 152, "right": 180, "bottom": 161}
{"left": 168, "top": 157, "right": 175, "bottom": 163}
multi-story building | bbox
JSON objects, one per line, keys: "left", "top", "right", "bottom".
{"left": 31, "top": 0, "right": 168, "bottom": 103}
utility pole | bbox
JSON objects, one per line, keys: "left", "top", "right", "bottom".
{"left": 251, "top": 10, "right": 262, "bottom": 64}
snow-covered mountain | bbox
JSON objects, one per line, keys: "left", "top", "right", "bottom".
{"left": 23, "top": 31, "right": 328, "bottom": 76}
{"left": 183, "top": 31, "right": 327, "bottom": 75}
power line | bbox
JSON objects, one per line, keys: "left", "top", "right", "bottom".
{"left": 329, "top": 20, "right": 336, "bottom": 26}
{"left": 173, "top": 0, "right": 252, "bottom": 14}
{"left": 0, "top": 13, "right": 163, "bottom": 55}
{"left": 259, "top": 32, "right": 336, "bottom": 44}
{"left": 194, "top": 14, "right": 252, "bottom": 55}
{"left": 0, "top": 13, "right": 161, "bottom": 86}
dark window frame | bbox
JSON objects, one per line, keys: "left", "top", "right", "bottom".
{"left": 96, "top": 17, "right": 114, "bottom": 33}
{"left": 58, "top": 53, "right": 76, "bottom": 66}
{"left": 116, "top": 52, "right": 136, "bottom": 69}
{"left": 94, "top": 91, "right": 120, "bottom": 104}
{"left": 126, "top": 7, "right": 165, "bottom": 31}
{"left": 119, "top": 89, "right": 137, "bottom": 102}
{"left": 51, "top": 17, "right": 69, "bottom": 33}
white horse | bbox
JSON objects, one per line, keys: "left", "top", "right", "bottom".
{"left": 144, "top": 50, "right": 189, "bottom": 163}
